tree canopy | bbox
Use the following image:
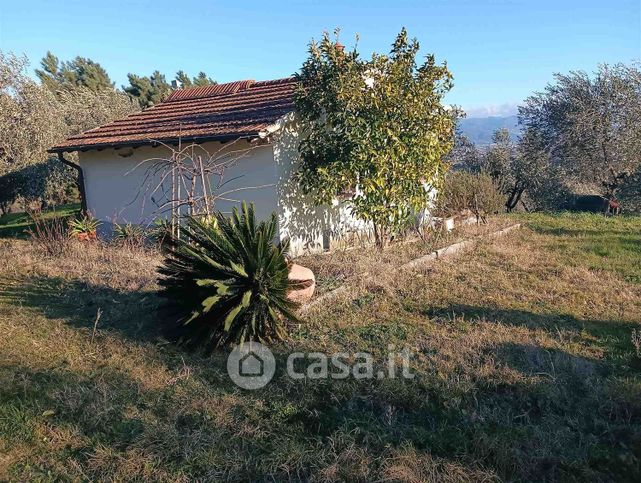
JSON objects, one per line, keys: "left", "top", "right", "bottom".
{"left": 0, "top": 51, "right": 139, "bottom": 210}
{"left": 36, "top": 51, "right": 114, "bottom": 92}
{"left": 125, "top": 70, "right": 217, "bottom": 108}
{"left": 519, "top": 63, "right": 641, "bottom": 201}
{"left": 295, "top": 29, "right": 455, "bottom": 246}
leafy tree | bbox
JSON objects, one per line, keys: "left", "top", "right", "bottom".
{"left": 36, "top": 51, "right": 114, "bottom": 92}
{"left": 449, "top": 131, "right": 482, "bottom": 171}
{"left": 57, "top": 87, "right": 138, "bottom": 137}
{"left": 0, "top": 171, "right": 20, "bottom": 214}
{"left": 192, "top": 71, "right": 215, "bottom": 87}
{"left": 158, "top": 203, "right": 300, "bottom": 351}
{"left": 295, "top": 29, "right": 455, "bottom": 247}
{"left": 0, "top": 51, "right": 62, "bottom": 175}
{"left": 455, "top": 127, "right": 556, "bottom": 212}
{"left": 175, "top": 70, "right": 193, "bottom": 88}
{"left": 506, "top": 128, "right": 552, "bottom": 210}
{"left": 1, "top": 50, "right": 137, "bottom": 210}
{"left": 124, "top": 70, "right": 172, "bottom": 108}
{"left": 436, "top": 171, "right": 504, "bottom": 219}
{"left": 126, "top": 70, "right": 216, "bottom": 107}
{"left": 520, "top": 63, "right": 641, "bottom": 203}
{"left": 483, "top": 128, "right": 515, "bottom": 191}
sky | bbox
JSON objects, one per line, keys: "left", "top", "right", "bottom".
{"left": 0, "top": 0, "right": 639, "bottom": 117}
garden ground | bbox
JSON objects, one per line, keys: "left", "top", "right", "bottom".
{"left": 0, "top": 213, "right": 640, "bottom": 481}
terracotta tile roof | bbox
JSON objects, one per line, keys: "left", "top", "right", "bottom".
{"left": 49, "top": 77, "right": 297, "bottom": 153}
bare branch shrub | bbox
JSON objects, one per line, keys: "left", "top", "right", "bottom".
{"left": 132, "top": 138, "right": 271, "bottom": 235}
{"left": 27, "top": 209, "right": 71, "bottom": 257}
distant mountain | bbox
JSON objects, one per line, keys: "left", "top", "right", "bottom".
{"left": 458, "top": 115, "right": 520, "bottom": 145}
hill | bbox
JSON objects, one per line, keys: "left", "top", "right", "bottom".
{"left": 459, "top": 115, "right": 520, "bottom": 145}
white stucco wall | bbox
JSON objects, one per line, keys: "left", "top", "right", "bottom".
{"left": 78, "top": 140, "right": 279, "bottom": 231}
{"left": 272, "top": 120, "right": 370, "bottom": 256}
{"left": 78, "top": 124, "right": 372, "bottom": 256}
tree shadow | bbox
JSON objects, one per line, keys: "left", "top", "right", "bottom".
{"left": 0, "top": 363, "right": 153, "bottom": 447}
{"left": 0, "top": 275, "right": 162, "bottom": 344}
{"left": 425, "top": 304, "right": 639, "bottom": 364}
{"left": 2, "top": 283, "right": 641, "bottom": 479}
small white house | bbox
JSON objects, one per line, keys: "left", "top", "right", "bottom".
{"left": 50, "top": 78, "right": 367, "bottom": 256}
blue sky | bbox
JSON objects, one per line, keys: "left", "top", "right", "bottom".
{"left": 1, "top": 0, "right": 639, "bottom": 116}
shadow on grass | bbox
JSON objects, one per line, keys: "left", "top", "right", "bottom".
{"left": 2, "top": 280, "right": 641, "bottom": 479}
{"left": 0, "top": 275, "right": 162, "bottom": 343}
{"left": 426, "top": 303, "right": 639, "bottom": 366}
{"left": 0, "top": 363, "right": 151, "bottom": 448}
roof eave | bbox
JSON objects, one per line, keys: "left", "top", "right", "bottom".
{"left": 258, "top": 112, "right": 297, "bottom": 140}
{"left": 48, "top": 132, "right": 263, "bottom": 154}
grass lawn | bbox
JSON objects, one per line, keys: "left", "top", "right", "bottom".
{"left": 0, "top": 212, "right": 640, "bottom": 481}
{"left": 0, "top": 204, "right": 80, "bottom": 239}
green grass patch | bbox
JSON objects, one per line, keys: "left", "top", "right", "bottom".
{"left": 519, "top": 211, "right": 641, "bottom": 284}
{"left": 0, "top": 203, "right": 80, "bottom": 239}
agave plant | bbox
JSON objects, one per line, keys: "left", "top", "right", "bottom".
{"left": 158, "top": 202, "right": 301, "bottom": 351}
{"left": 69, "top": 213, "right": 100, "bottom": 241}
{"left": 148, "top": 218, "right": 172, "bottom": 248}
{"left": 114, "top": 222, "right": 146, "bottom": 247}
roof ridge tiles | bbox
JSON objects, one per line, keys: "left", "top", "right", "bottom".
{"left": 50, "top": 77, "right": 298, "bottom": 153}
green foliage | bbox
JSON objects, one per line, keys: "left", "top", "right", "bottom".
{"left": 436, "top": 171, "right": 504, "bottom": 217}
{"left": 158, "top": 203, "right": 300, "bottom": 351}
{"left": 69, "top": 213, "right": 100, "bottom": 236}
{"left": 0, "top": 159, "right": 79, "bottom": 212}
{"left": 483, "top": 128, "right": 514, "bottom": 191}
{"left": 1, "top": 50, "right": 137, "bottom": 208}
{"left": 114, "top": 222, "right": 146, "bottom": 247}
{"left": 124, "top": 71, "right": 171, "bottom": 108}
{"left": 456, "top": 126, "right": 558, "bottom": 212}
{"left": 148, "top": 218, "right": 172, "bottom": 247}
{"left": 125, "top": 70, "right": 216, "bottom": 108}
{"left": 520, "top": 63, "right": 641, "bottom": 200}
{"left": 295, "top": 29, "right": 455, "bottom": 247}
{"left": 36, "top": 51, "right": 114, "bottom": 92}
{"left": 176, "top": 70, "right": 217, "bottom": 88}
{"left": 0, "top": 171, "right": 21, "bottom": 214}
{"left": 0, "top": 203, "right": 79, "bottom": 239}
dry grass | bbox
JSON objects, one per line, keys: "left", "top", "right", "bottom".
{"left": 0, "top": 213, "right": 640, "bottom": 481}
{"left": 297, "top": 217, "right": 515, "bottom": 295}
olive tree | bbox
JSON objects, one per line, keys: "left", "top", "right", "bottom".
{"left": 0, "top": 50, "right": 138, "bottom": 209}
{"left": 519, "top": 63, "right": 641, "bottom": 203}
{"left": 295, "top": 29, "right": 455, "bottom": 248}
{"left": 0, "top": 51, "right": 61, "bottom": 176}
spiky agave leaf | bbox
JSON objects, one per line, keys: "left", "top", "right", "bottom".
{"left": 158, "top": 202, "right": 302, "bottom": 351}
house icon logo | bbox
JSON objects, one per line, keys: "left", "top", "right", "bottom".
{"left": 227, "top": 342, "right": 275, "bottom": 389}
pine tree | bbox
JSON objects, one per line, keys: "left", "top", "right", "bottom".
{"left": 124, "top": 71, "right": 171, "bottom": 108}
{"left": 175, "top": 70, "right": 192, "bottom": 88}
{"left": 125, "top": 70, "right": 216, "bottom": 108}
{"left": 192, "top": 71, "right": 215, "bottom": 87}
{"left": 36, "top": 52, "right": 113, "bottom": 92}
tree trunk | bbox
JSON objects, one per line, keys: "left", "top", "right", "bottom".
{"left": 505, "top": 185, "right": 525, "bottom": 212}
{"left": 373, "top": 223, "right": 389, "bottom": 250}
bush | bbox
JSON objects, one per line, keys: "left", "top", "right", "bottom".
{"left": 0, "top": 159, "right": 79, "bottom": 212}
{"left": 148, "top": 219, "right": 172, "bottom": 248}
{"left": 436, "top": 171, "right": 504, "bottom": 218}
{"left": 114, "top": 222, "right": 146, "bottom": 248}
{"left": 27, "top": 209, "right": 71, "bottom": 257}
{"left": 69, "top": 214, "right": 100, "bottom": 241}
{"left": 158, "top": 203, "right": 301, "bottom": 351}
